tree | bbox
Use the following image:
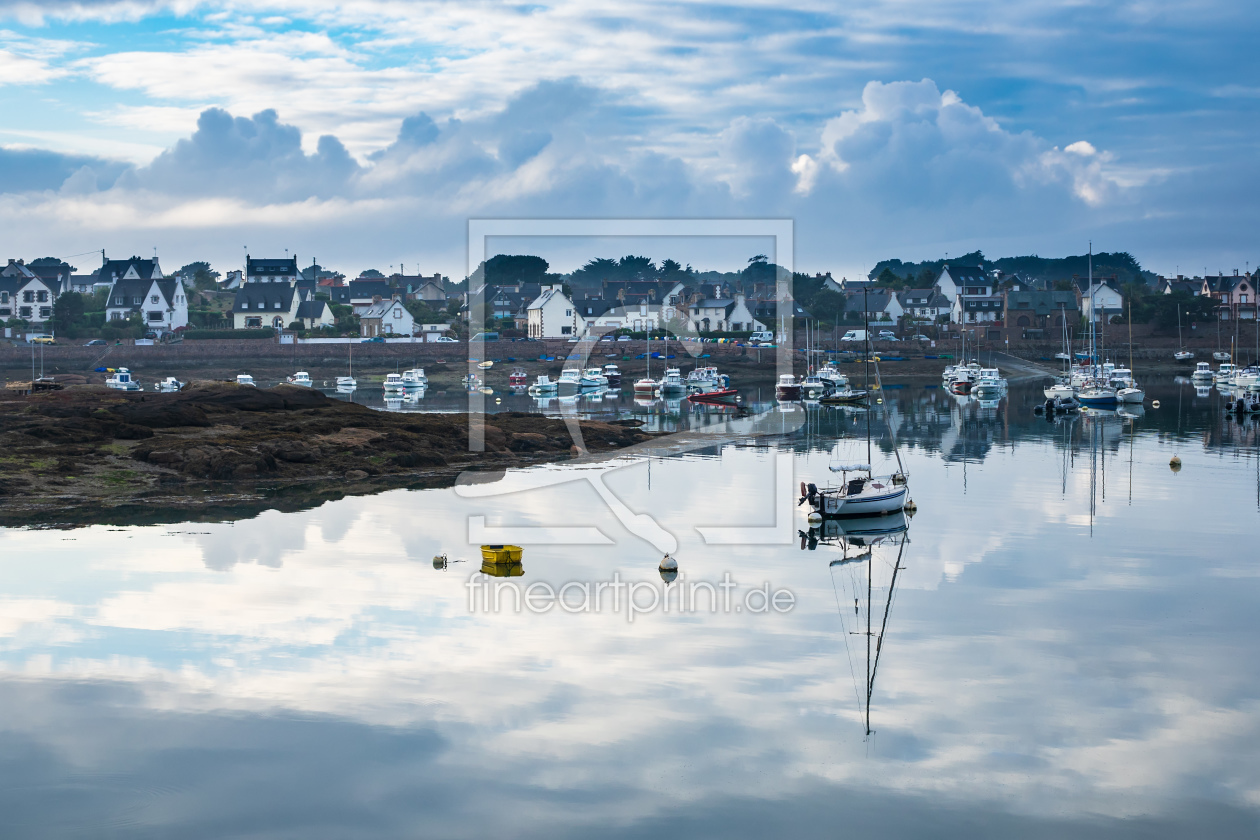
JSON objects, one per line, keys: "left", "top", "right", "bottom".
{"left": 660, "top": 259, "right": 684, "bottom": 278}
{"left": 484, "top": 254, "right": 550, "bottom": 286}
{"left": 179, "top": 261, "right": 221, "bottom": 290}
{"left": 359, "top": 268, "right": 385, "bottom": 278}
{"left": 52, "top": 291, "right": 87, "bottom": 335}
{"left": 31, "top": 257, "right": 75, "bottom": 273}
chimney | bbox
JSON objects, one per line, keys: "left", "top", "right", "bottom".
{"left": 373, "top": 295, "right": 382, "bottom": 303}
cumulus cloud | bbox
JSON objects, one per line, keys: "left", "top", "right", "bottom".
{"left": 0, "top": 146, "right": 126, "bottom": 192}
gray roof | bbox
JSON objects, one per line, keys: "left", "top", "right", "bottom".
{"left": 898, "top": 289, "right": 948, "bottom": 307}
{"left": 944, "top": 265, "right": 987, "bottom": 283}
{"left": 247, "top": 256, "right": 299, "bottom": 277}
{"left": 233, "top": 284, "right": 296, "bottom": 312}
{"left": 107, "top": 276, "right": 175, "bottom": 310}
{"left": 360, "top": 299, "right": 410, "bottom": 319}
{"left": 297, "top": 299, "right": 328, "bottom": 320}
{"left": 961, "top": 297, "right": 1004, "bottom": 311}
{"left": 1005, "top": 290, "right": 1079, "bottom": 315}
{"left": 100, "top": 257, "right": 161, "bottom": 284}
{"left": 577, "top": 298, "right": 615, "bottom": 318}
{"left": 348, "top": 280, "right": 391, "bottom": 299}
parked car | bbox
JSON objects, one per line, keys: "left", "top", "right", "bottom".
{"left": 84, "top": 339, "right": 107, "bottom": 346}
{"left": 599, "top": 334, "right": 613, "bottom": 342}
{"left": 434, "top": 336, "right": 458, "bottom": 342}
{"left": 840, "top": 330, "right": 868, "bottom": 343}
{"left": 468, "top": 332, "right": 500, "bottom": 342}
{"left": 31, "top": 335, "right": 56, "bottom": 345}
{"left": 908, "top": 334, "right": 931, "bottom": 342}
{"left": 361, "top": 336, "right": 386, "bottom": 343}
{"left": 617, "top": 335, "right": 631, "bottom": 342}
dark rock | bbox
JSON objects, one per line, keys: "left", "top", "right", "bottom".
{"left": 346, "top": 469, "right": 369, "bottom": 480}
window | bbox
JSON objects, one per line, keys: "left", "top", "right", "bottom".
{"left": 110, "top": 311, "right": 122, "bottom": 321}
{"left": 561, "top": 326, "right": 572, "bottom": 335}
{"left": 38, "top": 306, "right": 51, "bottom": 318}
{"left": 0, "top": 292, "right": 6, "bottom": 302}
{"left": 132, "top": 297, "right": 141, "bottom": 305}
{"left": 1243, "top": 294, "right": 1249, "bottom": 304}
{"left": 23, "top": 291, "right": 33, "bottom": 303}
{"left": 274, "top": 301, "right": 282, "bottom": 309}
{"left": 246, "top": 317, "right": 262, "bottom": 327}
{"left": 20, "top": 306, "right": 32, "bottom": 317}
{"left": 0, "top": 308, "right": 8, "bottom": 317}
{"left": 151, "top": 294, "right": 160, "bottom": 303}
{"left": 36, "top": 290, "right": 48, "bottom": 303}
{"left": 114, "top": 297, "right": 123, "bottom": 306}
{"left": 148, "top": 311, "right": 163, "bottom": 322}
{"left": 565, "top": 309, "right": 572, "bottom": 316}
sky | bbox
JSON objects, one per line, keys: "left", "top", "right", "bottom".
{"left": 0, "top": 0, "right": 1258, "bottom": 280}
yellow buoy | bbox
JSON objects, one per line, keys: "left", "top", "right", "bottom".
{"left": 481, "top": 544, "right": 523, "bottom": 564}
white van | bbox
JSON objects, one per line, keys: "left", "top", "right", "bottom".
{"left": 749, "top": 330, "right": 775, "bottom": 344}
{"left": 840, "top": 330, "right": 868, "bottom": 343}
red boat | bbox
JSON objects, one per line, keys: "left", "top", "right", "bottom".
{"left": 508, "top": 368, "right": 529, "bottom": 387}
{"left": 688, "top": 388, "right": 739, "bottom": 405}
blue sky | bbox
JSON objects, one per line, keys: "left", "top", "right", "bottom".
{"left": 0, "top": 0, "right": 1257, "bottom": 279}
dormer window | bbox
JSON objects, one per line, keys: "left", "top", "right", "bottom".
{"left": 274, "top": 301, "right": 282, "bottom": 309}
{"left": 151, "top": 294, "right": 160, "bottom": 304}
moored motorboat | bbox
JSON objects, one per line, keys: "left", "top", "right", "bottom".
{"left": 775, "top": 373, "right": 802, "bottom": 401}
{"left": 633, "top": 377, "right": 657, "bottom": 397}
{"left": 336, "top": 375, "right": 357, "bottom": 389}
{"left": 817, "top": 361, "right": 849, "bottom": 390}
{"left": 383, "top": 372, "right": 406, "bottom": 392}
{"left": 153, "top": 376, "right": 183, "bottom": 391}
{"left": 402, "top": 368, "right": 427, "bottom": 387}
{"left": 583, "top": 367, "right": 609, "bottom": 387}
{"left": 801, "top": 374, "right": 829, "bottom": 400}
{"left": 658, "top": 367, "right": 686, "bottom": 396}
{"left": 1077, "top": 381, "right": 1118, "bottom": 406}
{"left": 1174, "top": 350, "right": 1194, "bottom": 361}
{"left": 819, "top": 388, "right": 868, "bottom": 405}
{"left": 286, "top": 371, "right": 312, "bottom": 387}
{"left": 972, "top": 368, "right": 1007, "bottom": 398}
{"left": 508, "top": 368, "right": 529, "bottom": 388}
{"left": 1191, "top": 362, "right": 1214, "bottom": 381}
{"left": 235, "top": 373, "right": 256, "bottom": 387}
{"left": 602, "top": 364, "right": 622, "bottom": 388}
{"left": 1044, "top": 378, "right": 1075, "bottom": 400}
{"left": 528, "top": 374, "right": 558, "bottom": 395}
{"left": 686, "top": 366, "right": 720, "bottom": 389}
{"left": 105, "top": 368, "right": 142, "bottom": 391}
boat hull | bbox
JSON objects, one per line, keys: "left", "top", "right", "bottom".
{"left": 775, "top": 385, "right": 801, "bottom": 400}
{"left": 817, "top": 484, "right": 908, "bottom": 518}
{"left": 1116, "top": 387, "right": 1145, "bottom": 404}
{"left": 687, "top": 388, "right": 738, "bottom": 405}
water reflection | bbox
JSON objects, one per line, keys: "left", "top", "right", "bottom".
{"left": 0, "top": 374, "right": 1257, "bottom": 836}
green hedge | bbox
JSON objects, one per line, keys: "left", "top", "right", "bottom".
{"left": 184, "top": 328, "right": 276, "bottom": 340}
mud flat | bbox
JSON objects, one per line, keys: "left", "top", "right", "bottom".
{"left": 0, "top": 382, "right": 656, "bottom": 528}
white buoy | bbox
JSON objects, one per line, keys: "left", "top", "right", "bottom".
{"left": 807, "top": 511, "right": 823, "bottom": 527}
{"left": 659, "top": 553, "right": 677, "bottom": 572}
{"left": 1152, "top": 400, "right": 1160, "bottom": 408}
{"left": 432, "top": 554, "right": 449, "bottom": 570}
{"left": 1170, "top": 455, "right": 1182, "bottom": 471}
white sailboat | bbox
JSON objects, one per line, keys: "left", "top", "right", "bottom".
{"left": 1115, "top": 302, "right": 1144, "bottom": 403}
{"left": 1174, "top": 304, "right": 1193, "bottom": 361}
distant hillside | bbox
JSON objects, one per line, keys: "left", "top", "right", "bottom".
{"left": 869, "top": 250, "right": 1156, "bottom": 287}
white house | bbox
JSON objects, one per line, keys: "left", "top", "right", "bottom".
{"left": 527, "top": 285, "right": 577, "bottom": 338}
{"left": 897, "top": 289, "right": 951, "bottom": 323}
{"left": 295, "top": 299, "right": 336, "bottom": 330}
{"left": 582, "top": 301, "right": 664, "bottom": 335}
{"left": 0, "top": 275, "right": 58, "bottom": 326}
{"left": 359, "top": 297, "right": 415, "bottom": 337}
{"left": 231, "top": 283, "right": 302, "bottom": 329}
{"left": 102, "top": 257, "right": 189, "bottom": 333}
{"left": 686, "top": 294, "right": 765, "bottom": 332}
{"left": 951, "top": 295, "right": 1004, "bottom": 324}
{"left": 936, "top": 265, "right": 992, "bottom": 304}
{"left": 1076, "top": 278, "right": 1124, "bottom": 323}
{"left": 417, "top": 321, "right": 454, "bottom": 340}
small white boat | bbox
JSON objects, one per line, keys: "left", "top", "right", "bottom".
{"left": 105, "top": 368, "right": 142, "bottom": 391}
{"left": 775, "top": 374, "right": 802, "bottom": 401}
{"left": 1044, "top": 378, "right": 1075, "bottom": 400}
{"left": 153, "top": 376, "right": 183, "bottom": 391}
{"left": 800, "top": 374, "right": 829, "bottom": 400}
{"left": 235, "top": 374, "right": 256, "bottom": 387}
{"left": 806, "top": 468, "right": 909, "bottom": 517}
{"left": 1234, "top": 367, "right": 1259, "bottom": 391}
{"left": 686, "top": 366, "right": 720, "bottom": 389}
{"left": 383, "top": 372, "right": 406, "bottom": 392}
{"left": 1174, "top": 350, "right": 1194, "bottom": 361}
{"left": 336, "top": 375, "right": 357, "bottom": 389}
{"left": 558, "top": 368, "right": 584, "bottom": 391}
{"left": 1116, "top": 386, "right": 1145, "bottom": 404}
{"left": 462, "top": 373, "right": 482, "bottom": 390}
{"left": 817, "top": 361, "right": 848, "bottom": 390}
{"left": 633, "top": 377, "right": 657, "bottom": 397}
{"left": 528, "top": 374, "right": 558, "bottom": 396}
{"left": 1214, "top": 351, "right": 1232, "bottom": 362}
{"left": 658, "top": 367, "right": 686, "bottom": 396}
{"left": 602, "top": 364, "right": 623, "bottom": 387}
{"left": 286, "top": 371, "right": 312, "bottom": 387}
{"left": 1077, "top": 381, "right": 1118, "bottom": 406}
{"left": 972, "top": 368, "right": 1007, "bottom": 397}
{"left": 1217, "top": 363, "right": 1236, "bottom": 384}
{"left": 1055, "top": 352, "right": 1072, "bottom": 361}
{"left": 583, "top": 367, "right": 609, "bottom": 386}
{"left": 1191, "top": 362, "right": 1215, "bottom": 381}
{"left": 402, "top": 368, "right": 427, "bottom": 387}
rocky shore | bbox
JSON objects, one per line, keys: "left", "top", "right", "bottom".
{"left": 0, "top": 382, "right": 656, "bottom": 527}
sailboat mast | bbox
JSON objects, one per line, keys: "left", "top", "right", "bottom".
{"left": 864, "top": 285, "right": 872, "bottom": 467}
{"left": 866, "top": 542, "right": 872, "bottom": 735}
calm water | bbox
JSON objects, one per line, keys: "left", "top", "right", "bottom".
{"left": 1, "top": 379, "right": 1258, "bottom": 838}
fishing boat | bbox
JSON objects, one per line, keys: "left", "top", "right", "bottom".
{"left": 402, "top": 368, "right": 427, "bottom": 387}
{"left": 602, "top": 364, "right": 622, "bottom": 387}
{"left": 633, "top": 377, "right": 657, "bottom": 397}
{"left": 800, "top": 374, "right": 829, "bottom": 400}
{"left": 286, "top": 371, "right": 312, "bottom": 387}
{"left": 383, "top": 372, "right": 406, "bottom": 392}
{"left": 686, "top": 366, "right": 720, "bottom": 389}
{"left": 1044, "top": 378, "right": 1075, "bottom": 400}
{"left": 528, "top": 374, "right": 558, "bottom": 395}
{"left": 508, "top": 368, "right": 529, "bottom": 388}
{"left": 105, "top": 368, "right": 142, "bottom": 391}
{"left": 1191, "top": 361, "right": 1215, "bottom": 381}
{"left": 658, "top": 367, "right": 685, "bottom": 396}
{"left": 235, "top": 373, "right": 256, "bottom": 387}
{"left": 583, "top": 367, "right": 609, "bottom": 386}
{"left": 153, "top": 376, "right": 183, "bottom": 391}
{"left": 775, "top": 373, "right": 802, "bottom": 401}
{"left": 1217, "top": 362, "right": 1237, "bottom": 384}
{"left": 817, "top": 361, "right": 849, "bottom": 390}
{"left": 972, "top": 368, "right": 1007, "bottom": 398}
